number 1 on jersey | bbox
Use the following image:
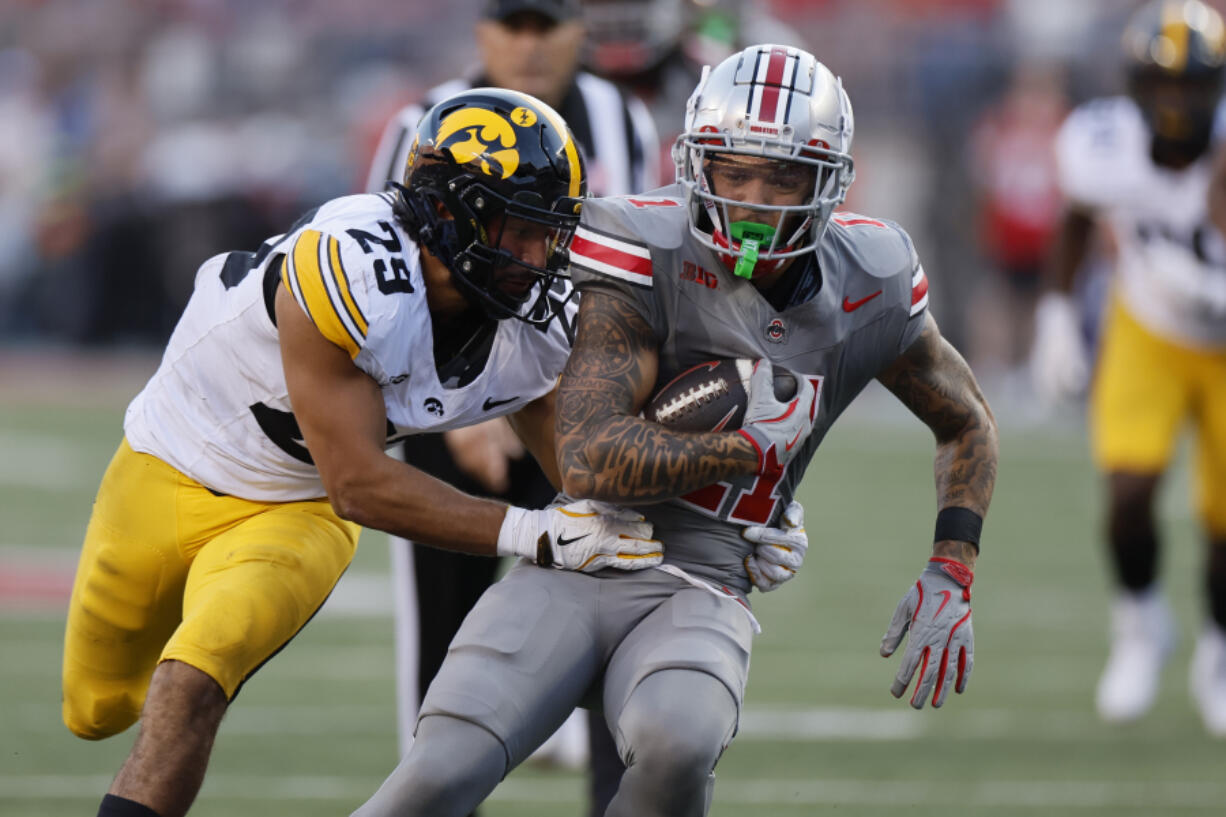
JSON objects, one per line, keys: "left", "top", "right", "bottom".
{"left": 679, "top": 468, "right": 787, "bottom": 525}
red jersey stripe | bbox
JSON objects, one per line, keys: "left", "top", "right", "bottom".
{"left": 571, "top": 233, "right": 652, "bottom": 280}
{"left": 911, "top": 271, "right": 929, "bottom": 306}
{"left": 833, "top": 216, "right": 886, "bottom": 228}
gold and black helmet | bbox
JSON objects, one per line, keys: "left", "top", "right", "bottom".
{"left": 395, "top": 88, "right": 587, "bottom": 325}
{"left": 1123, "top": 0, "right": 1226, "bottom": 159}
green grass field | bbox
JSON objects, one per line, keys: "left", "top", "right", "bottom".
{"left": 2, "top": 353, "right": 1224, "bottom": 816}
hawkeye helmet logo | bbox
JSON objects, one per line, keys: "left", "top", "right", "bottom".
{"left": 436, "top": 108, "right": 528, "bottom": 180}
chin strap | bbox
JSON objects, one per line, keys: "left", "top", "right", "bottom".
{"left": 389, "top": 181, "right": 461, "bottom": 271}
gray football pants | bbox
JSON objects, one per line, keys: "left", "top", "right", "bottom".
{"left": 351, "top": 563, "right": 753, "bottom": 817}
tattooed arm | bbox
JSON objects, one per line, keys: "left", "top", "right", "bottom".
{"left": 555, "top": 290, "right": 762, "bottom": 504}
{"left": 876, "top": 313, "right": 998, "bottom": 569}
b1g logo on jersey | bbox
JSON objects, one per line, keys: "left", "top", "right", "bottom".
{"left": 680, "top": 260, "right": 718, "bottom": 289}
{"left": 765, "top": 318, "right": 787, "bottom": 344}
{"left": 436, "top": 108, "right": 521, "bottom": 180}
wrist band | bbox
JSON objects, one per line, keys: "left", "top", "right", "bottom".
{"left": 934, "top": 506, "right": 982, "bottom": 553}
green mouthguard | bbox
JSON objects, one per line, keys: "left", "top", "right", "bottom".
{"left": 729, "top": 222, "right": 776, "bottom": 279}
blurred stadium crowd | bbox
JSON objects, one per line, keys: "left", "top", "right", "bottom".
{"left": 0, "top": 0, "right": 1191, "bottom": 389}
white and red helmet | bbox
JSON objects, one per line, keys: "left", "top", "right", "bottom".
{"left": 673, "top": 44, "right": 855, "bottom": 278}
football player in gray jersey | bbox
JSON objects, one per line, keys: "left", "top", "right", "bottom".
{"left": 351, "top": 46, "right": 997, "bottom": 817}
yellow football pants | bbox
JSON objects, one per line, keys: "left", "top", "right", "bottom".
{"left": 1091, "top": 298, "right": 1226, "bottom": 536}
{"left": 62, "top": 439, "right": 360, "bottom": 740}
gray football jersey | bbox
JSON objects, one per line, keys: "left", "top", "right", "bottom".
{"left": 569, "top": 185, "right": 928, "bottom": 591}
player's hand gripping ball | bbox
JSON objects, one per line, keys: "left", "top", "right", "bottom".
{"left": 644, "top": 359, "right": 797, "bottom": 432}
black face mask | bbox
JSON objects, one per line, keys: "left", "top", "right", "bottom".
{"left": 1150, "top": 123, "right": 1214, "bottom": 167}
{"left": 1132, "top": 72, "right": 1222, "bottom": 167}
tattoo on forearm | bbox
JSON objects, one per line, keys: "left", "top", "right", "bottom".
{"left": 879, "top": 316, "right": 998, "bottom": 517}
{"left": 557, "top": 292, "right": 757, "bottom": 502}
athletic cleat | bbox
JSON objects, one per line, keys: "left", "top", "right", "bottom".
{"left": 1095, "top": 589, "right": 1176, "bottom": 723}
{"left": 1189, "top": 623, "right": 1226, "bottom": 738}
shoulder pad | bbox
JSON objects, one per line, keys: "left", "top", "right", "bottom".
{"left": 570, "top": 191, "right": 686, "bottom": 290}
{"left": 826, "top": 213, "right": 927, "bottom": 319}
{"left": 583, "top": 191, "right": 689, "bottom": 251}
{"left": 280, "top": 194, "right": 405, "bottom": 360}
{"left": 827, "top": 213, "right": 916, "bottom": 281}
{"left": 1055, "top": 96, "right": 1141, "bottom": 206}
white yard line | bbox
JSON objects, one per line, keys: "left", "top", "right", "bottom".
{"left": 3, "top": 774, "right": 1225, "bottom": 809}
{"left": 3, "top": 698, "right": 1152, "bottom": 743}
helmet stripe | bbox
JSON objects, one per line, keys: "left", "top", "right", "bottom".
{"left": 759, "top": 47, "right": 790, "bottom": 123}
{"left": 532, "top": 97, "right": 584, "bottom": 198}
{"left": 1162, "top": 0, "right": 1191, "bottom": 71}
{"left": 561, "top": 133, "right": 583, "bottom": 199}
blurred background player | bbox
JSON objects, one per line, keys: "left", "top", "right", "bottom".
{"left": 964, "top": 61, "right": 1068, "bottom": 396}
{"left": 362, "top": 0, "right": 663, "bottom": 798}
{"left": 579, "top": 0, "right": 805, "bottom": 167}
{"left": 1030, "top": 0, "right": 1226, "bottom": 735}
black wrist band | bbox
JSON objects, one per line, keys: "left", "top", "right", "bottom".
{"left": 934, "top": 506, "right": 982, "bottom": 553}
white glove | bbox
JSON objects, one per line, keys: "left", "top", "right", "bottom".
{"left": 880, "top": 557, "right": 974, "bottom": 709}
{"left": 497, "top": 499, "right": 662, "bottom": 572}
{"left": 738, "top": 360, "right": 817, "bottom": 478}
{"left": 742, "top": 501, "right": 807, "bottom": 592}
{"left": 1030, "top": 292, "right": 1088, "bottom": 405}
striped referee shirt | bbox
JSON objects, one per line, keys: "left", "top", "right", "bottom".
{"left": 364, "top": 72, "right": 661, "bottom": 197}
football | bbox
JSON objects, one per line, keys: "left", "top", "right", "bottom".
{"left": 644, "top": 359, "right": 797, "bottom": 432}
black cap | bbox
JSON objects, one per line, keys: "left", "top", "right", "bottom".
{"left": 482, "top": 0, "right": 580, "bottom": 23}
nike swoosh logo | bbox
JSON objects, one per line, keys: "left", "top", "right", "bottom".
{"left": 482, "top": 396, "right": 519, "bottom": 411}
{"left": 556, "top": 533, "right": 590, "bottom": 547}
{"left": 934, "top": 589, "right": 952, "bottom": 617}
{"left": 711, "top": 406, "right": 741, "bottom": 432}
{"left": 842, "top": 290, "right": 882, "bottom": 312}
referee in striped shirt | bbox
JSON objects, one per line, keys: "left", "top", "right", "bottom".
{"left": 364, "top": 2, "right": 660, "bottom": 815}
{"left": 366, "top": 0, "right": 659, "bottom": 197}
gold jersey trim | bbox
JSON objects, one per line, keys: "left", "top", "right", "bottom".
{"left": 282, "top": 229, "right": 366, "bottom": 359}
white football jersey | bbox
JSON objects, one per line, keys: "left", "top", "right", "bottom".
{"left": 124, "top": 192, "right": 575, "bottom": 502}
{"left": 1055, "top": 96, "right": 1226, "bottom": 346}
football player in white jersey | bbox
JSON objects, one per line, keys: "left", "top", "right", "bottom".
{"left": 351, "top": 45, "right": 997, "bottom": 817}
{"left": 1031, "top": 0, "right": 1226, "bottom": 736}
{"left": 60, "top": 89, "right": 666, "bottom": 817}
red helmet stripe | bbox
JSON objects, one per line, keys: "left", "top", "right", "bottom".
{"left": 759, "top": 47, "right": 790, "bottom": 123}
